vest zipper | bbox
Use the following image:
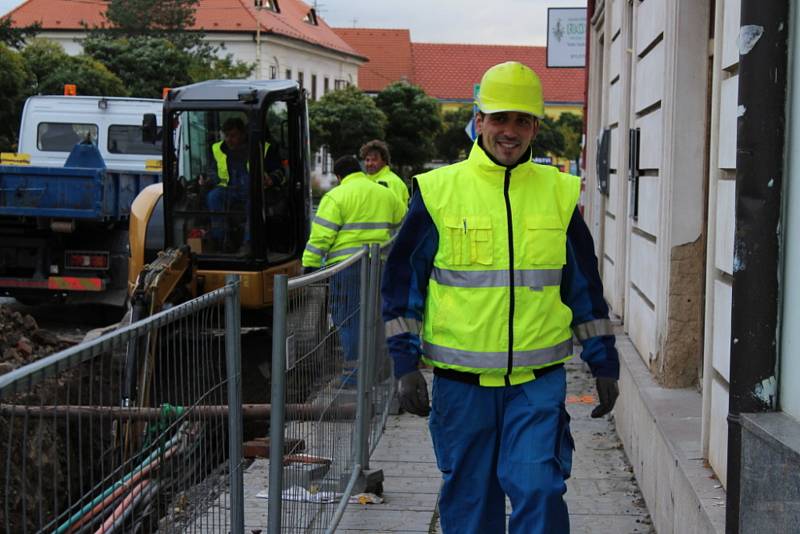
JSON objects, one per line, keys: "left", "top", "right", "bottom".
{"left": 503, "top": 167, "right": 514, "bottom": 386}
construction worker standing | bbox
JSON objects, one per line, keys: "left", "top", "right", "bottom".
{"left": 381, "top": 61, "right": 620, "bottom": 533}
{"left": 304, "top": 155, "right": 406, "bottom": 378}
{"left": 360, "top": 139, "right": 410, "bottom": 205}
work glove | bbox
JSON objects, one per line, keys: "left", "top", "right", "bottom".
{"left": 591, "top": 377, "right": 619, "bottom": 418}
{"left": 397, "top": 370, "right": 430, "bottom": 417}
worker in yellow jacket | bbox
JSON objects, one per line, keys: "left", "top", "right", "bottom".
{"left": 382, "top": 62, "right": 620, "bottom": 533}
{"left": 360, "top": 139, "right": 410, "bottom": 205}
{"left": 303, "top": 155, "right": 406, "bottom": 379}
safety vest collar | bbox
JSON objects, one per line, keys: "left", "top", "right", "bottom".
{"left": 466, "top": 137, "right": 533, "bottom": 176}
{"left": 339, "top": 171, "right": 370, "bottom": 185}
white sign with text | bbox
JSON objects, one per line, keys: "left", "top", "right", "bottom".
{"left": 547, "top": 7, "right": 587, "bottom": 68}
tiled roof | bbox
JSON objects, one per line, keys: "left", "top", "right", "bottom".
{"left": 8, "top": 0, "right": 363, "bottom": 59}
{"left": 411, "top": 43, "right": 584, "bottom": 104}
{"left": 332, "top": 28, "right": 413, "bottom": 92}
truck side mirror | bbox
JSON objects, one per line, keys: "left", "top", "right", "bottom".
{"left": 142, "top": 114, "right": 158, "bottom": 144}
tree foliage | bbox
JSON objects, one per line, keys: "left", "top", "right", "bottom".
{"left": 84, "top": 0, "right": 253, "bottom": 98}
{"left": 103, "top": 0, "right": 199, "bottom": 38}
{"left": 435, "top": 106, "right": 474, "bottom": 163}
{"left": 0, "top": 16, "right": 40, "bottom": 49}
{"left": 309, "top": 86, "right": 387, "bottom": 159}
{"left": 375, "top": 82, "right": 441, "bottom": 176}
{"left": 555, "top": 112, "right": 583, "bottom": 161}
{"left": 0, "top": 44, "right": 28, "bottom": 150}
{"left": 22, "top": 39, "right": 126, "bottom": 97}
{"left": 532, "top": 116, "right": 565, "bottom": 158}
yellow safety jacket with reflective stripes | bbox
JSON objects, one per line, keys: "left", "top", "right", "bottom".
{"left": 302, "top": 172, "right": 407, "bottom": 268}
{"left": 370, "top": 165, "right": 410, "bottom": 205}
{"left": 415, "top": 144, "right": 581, "bottom": 386}
{"left": 211, "top": 141, "right": 270, "bottom": 187}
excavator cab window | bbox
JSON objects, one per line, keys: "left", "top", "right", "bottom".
{"left": 166, "top": 98, "right": 300, "bottom": 263}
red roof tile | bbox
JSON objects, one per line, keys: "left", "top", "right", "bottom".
{"left": 411, "top": 43, "right": 584, "bottom": 104}
{"left": 8, "top": 0, "right": 362, "bottom": 59}
{"left": 332, "top": 28, "right": 413, "bottom": 93}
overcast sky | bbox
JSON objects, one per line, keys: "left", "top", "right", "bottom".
{"left": 0, "top": 0, "right": 586, "bottom": 46}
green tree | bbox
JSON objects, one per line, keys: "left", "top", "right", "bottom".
{"left": 22, "top": 39, "right": 126, "bottom": 97}
{"left": 532, "top": 116, "right": 565, "bottom": 158}
{"left": 435, "top": 106, "right": 474, "bottom": 163}
{"left": 0, "top": 44, "right": 28, "bottom": 150}
{"left": 84, "top": 0, "right": 252, "bottom": 98}
{"left": 309, "top": 86, "right": 387, "bottom": 159}
{"left": 375, "top": 82, "right": 441, "bottom": 176}
{"left": 0, "top": 16, "right": 40, "bottom": 49}
{"left": 83, "top": 36, "right": 192, "bottom": 98}
{"left": 103, "top": 0, "right": 199, "bottom": 38}
{"left": 555, "top": 112, "right": 583, "bottom": 161}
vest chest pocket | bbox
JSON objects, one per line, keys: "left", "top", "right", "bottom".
{"left": 443, "top": 214, "right": 493, "bottom": 266}
{"left": 523, "top": 215, "right": 567, "bottom": 266}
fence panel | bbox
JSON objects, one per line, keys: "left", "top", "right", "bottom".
{"left": 0, "top": 281, "right": 243, "bottom": 533}
{"left": 269, "top": 250, "right": 374, "bottom": 533}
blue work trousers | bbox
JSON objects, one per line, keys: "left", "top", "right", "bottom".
{"left": 330, "top": 262, "right": 361, "bottom": 366}
{"left": 206, "top": 185, "right": 251, "bottom": 242}
{"left": 429, "top": 366, "right": 574, "bottom": 534}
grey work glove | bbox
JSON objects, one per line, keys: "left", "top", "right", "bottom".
{"left": 397, "top": 370, "right": 430, "bottom": 417}
{"left": 591, "top": 377, "right": 619, "bottom": 418}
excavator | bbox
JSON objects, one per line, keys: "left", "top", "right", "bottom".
{"left": 122, "top": 79, "right": 317, "bottom": 416}
{"left": 127, "top": 79, "right": 311, "bottom": 316}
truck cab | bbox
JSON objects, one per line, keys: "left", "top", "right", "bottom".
{"left": 17, "top": 95, "right": 163, "bottom": 172}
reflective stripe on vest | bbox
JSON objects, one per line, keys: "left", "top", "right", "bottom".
{"left": 385, "top": 317, "right": 423, "bottom": 337}
{"left": 423, "top": 338, "right": 573, "bottom": 369}
{"left": 573, "top": 318, "right": 612, "bottom": 341}
{"left": 415, "top": 143, "right": 581, "bottom": 385}
{"left": 432, "top": 267, "right": 562, "bottom": 289}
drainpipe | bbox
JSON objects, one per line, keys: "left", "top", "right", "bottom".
{"left": 726, "top": 2, "right": 789, "bottom": 533}
{"left": 581, "top": 0, "right": 595, "bottom": 174}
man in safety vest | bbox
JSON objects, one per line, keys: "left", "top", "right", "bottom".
{"left": 205, "top": 116, "right": 283, "bottom": 254}
{"left": 382, "top": 61, "right": 620, "bottom": 533}
{"left": 304, "top": 155, "right": 406, "bottom": 374}
{"left": 360, "top": 139, "right": 410, "bottom": 205}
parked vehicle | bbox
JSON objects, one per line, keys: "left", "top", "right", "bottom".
{"left": 0, "top": 96, "right": 163, "bottom": 306}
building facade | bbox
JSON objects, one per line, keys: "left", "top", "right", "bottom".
{"left": 585, "top": 0, "right": 800, "bottom": 532}
{"left": 9, "top": 0, "right": 366, "bottom": 102}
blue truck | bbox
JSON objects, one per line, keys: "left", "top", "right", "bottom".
{"left": 0, "top": 141, "right": 161, "bottom": 306}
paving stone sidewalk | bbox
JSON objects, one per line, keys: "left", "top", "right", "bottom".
{"left": 336, "top": 355, "right": 654, "bottom": 534}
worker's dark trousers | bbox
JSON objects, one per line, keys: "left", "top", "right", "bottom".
{"left": 330, "top": 262, "right": 360, "bottom": 385}
{"left": 429, "top": 365, "right": 573, "bottom": 534}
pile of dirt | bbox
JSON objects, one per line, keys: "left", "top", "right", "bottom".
{"left": 0, "top": 305, "right": 75, "bottom": 375}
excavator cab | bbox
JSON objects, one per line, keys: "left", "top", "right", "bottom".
{"left": 128, "top": 80, "right": 311, "bottom": 309}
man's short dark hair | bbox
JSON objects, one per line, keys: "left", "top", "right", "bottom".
{"left": 222, "top": 117, "right": 246, "bottom": 133}
{"left": 333, "top": 155, "right": 362, "bottom": 178}
{"left": 359, "top": 139, "right": 390, "bottom": 164}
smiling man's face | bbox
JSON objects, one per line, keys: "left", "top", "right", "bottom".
{"left": 476, "top": 111, "right": 539, "bottom": 166}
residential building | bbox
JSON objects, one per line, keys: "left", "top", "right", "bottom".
{"left": 8, "top": 0, "right": 366, "bottom": 101}
{"left": 584, "top": 0, "right": 800, "bottom": 532}
{"left": 333, "top": 28, "right": 584, "bottom": 118}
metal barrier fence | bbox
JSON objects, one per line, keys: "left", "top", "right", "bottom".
{"left": 268, "top": 243, "right": 394, "bottom": 534}
{"left": 0, "top": 277, "right": 244, "bottom": 533}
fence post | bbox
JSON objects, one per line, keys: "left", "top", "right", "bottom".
{"left": 225, "top": 274, "right": 244, "bottom": 534}
{"left": 268, "top": 274, "right": 289, "bottom": 534}
{"left": 355, "top": 248, "right": 371, "bottom": 469}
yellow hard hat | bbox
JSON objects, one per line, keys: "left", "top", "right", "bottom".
{"left": 476, "top": 61, "right": 545, "bottom": 118}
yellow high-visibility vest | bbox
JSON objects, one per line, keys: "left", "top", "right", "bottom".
{"left": 302, "top": 172, "right": 406, "bottom": 267}
{"left": 211, "top": 141, "right": 270, "bottom": 187}
{"left": 370, "top": 165, "right": 410, "bottom": 205}
{"left": 415, "top": 143, "right": 580, "bottom": 386}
